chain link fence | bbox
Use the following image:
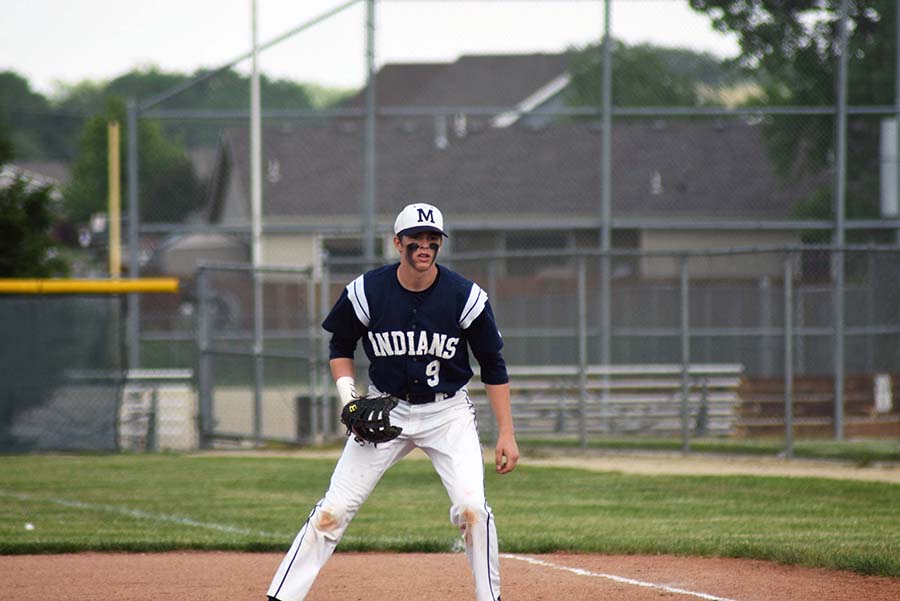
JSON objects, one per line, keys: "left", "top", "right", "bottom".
{"left": 123, "top": 0, "right": 900, "bottom": 402}
{"left": 6, "top": 2, "right": 900, "bottom": 450}
{"left": 188, "top": 246, "right": 899, "bottom": 450}
{"left": 194, "top": 263, "right": 320, "bottom": 446}
{"left": 417, "top": 246, "right": 900, "bottom": 448}
{"left": 2, "top": 245, "right": 898, "bottom": 452}
{"left": 0, "top": 293, "right": 198, "bottom": 453}
{"left": 0, "top": 296, "right": 124, "bottom": 451}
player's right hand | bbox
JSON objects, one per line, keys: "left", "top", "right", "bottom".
{"left": 495, "top": 432, "right": 519, "bottom": 474}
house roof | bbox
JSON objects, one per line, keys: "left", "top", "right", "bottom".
{"left": 1, "top": 162, "right": 69, "bottom": 189}
{"left": 211, "top": 117, "right": 824, "bottom": 225}
{"left": 343, "top": 53, "right": 571, "bottom": 109}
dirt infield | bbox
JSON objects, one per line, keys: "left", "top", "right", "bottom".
{"left": 206, "top": 447, "right": 900, "bottom": 483}
{"left": 2, "top": 550, "right": 899, "bottom": 601}
{"left": 523, "top": 451, "right": 900, "bottom": 483}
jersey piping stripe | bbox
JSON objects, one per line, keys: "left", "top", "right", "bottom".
{"left": 469, "top": 402, "right": 498, "bottom": 601}
{"left": 459, "top": 283, "right": 487, "bottom": 329}
{"left": 485, "top": 499, "right": 498, "bottom": 601}
{"left": 272, "top": 501, "right": 322, "bottom": 599}
{"left": 346, "top": 274, "right": 370, "bottom": 327}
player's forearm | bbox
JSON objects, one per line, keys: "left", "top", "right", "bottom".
{"left": 330, "top": 357, "right": 354, "bottom": 381}
{"left": 485, "top": 383, "right": 515, "bottom": 435}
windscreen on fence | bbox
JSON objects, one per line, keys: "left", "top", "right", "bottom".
{"left": 0, "top": 295, "right": 125, "bottom": 452}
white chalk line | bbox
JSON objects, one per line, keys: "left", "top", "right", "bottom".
{"left": 501, "top": 554, "right": 739, "bottom": 601}
{"left": 1, "top": 489, "right": 287, "bottom": 538}
{"left": 0, "top": 489, "right": 411, "bottom": 546}
{"left": 4, "top": 489, "right": 736, "bottom": 600}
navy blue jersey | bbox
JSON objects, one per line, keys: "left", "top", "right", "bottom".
{"left": 323, "top": 263, "right": 508, "bottom": 398}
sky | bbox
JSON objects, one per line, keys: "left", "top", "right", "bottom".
{"left": 1, "top": 0, "right": 740, "bottom": 97}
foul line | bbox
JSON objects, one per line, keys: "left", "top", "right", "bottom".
{"left": 1, "top": 489, "right": 286, "bottom": 539}
{"left": 1, "top": 489, "right": 410, "bottom": 546}
{"left": 4, "top": 488, "right": 736, "bottom": 600}
{"left": 501, "top": 554, "right": 739, "bottom": 601}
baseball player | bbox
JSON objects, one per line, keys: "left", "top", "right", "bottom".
{"left": 267, "top": 203, "right": 518, "bottom": 601}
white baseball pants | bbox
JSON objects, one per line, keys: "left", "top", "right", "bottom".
{"left": 267, "top": 390, "right": 501, "bottom": 601}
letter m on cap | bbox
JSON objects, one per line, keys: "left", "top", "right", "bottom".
{"left": 417, "top": 208, "right": 435, "bottom": 224}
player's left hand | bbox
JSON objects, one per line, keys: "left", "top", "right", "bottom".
{"left": 495, "top": 432, "right": 519, "bottom": 474}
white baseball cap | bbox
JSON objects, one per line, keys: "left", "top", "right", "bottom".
{"left": 393, "top": 203, "right": 448, "bottom": 237}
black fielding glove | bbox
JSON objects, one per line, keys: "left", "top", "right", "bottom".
{"left": 340, "top": 395, "right": 403, "bottom": 445}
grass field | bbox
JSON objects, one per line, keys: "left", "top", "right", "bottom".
{"left": 2, "top": 453, "right": 899, "bottom": 578}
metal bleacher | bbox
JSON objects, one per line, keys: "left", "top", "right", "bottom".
{"left": 467, "top": 364, "right": 744, "bottom": 438}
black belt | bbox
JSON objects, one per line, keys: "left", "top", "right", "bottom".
{"left": 402, "top": 392, "right": 444, "bottom": 404}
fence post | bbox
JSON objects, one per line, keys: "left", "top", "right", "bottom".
{"left": 833, "top": 249, "right": 845, "bottom": 441}
{"left": 196, "top": 267, "right": 213, "bottom": 449}
{"left": 307, "top": 268, "right": 319, "bottom": 442}
{"left": 832, "top": 0, "right": 850, "bottom": 441}
{"left": 680, "top": 255, "right": 691, "bottom": 453}
{"left": 784, "top": 254, "right": 795, "bottom": 459}
{"left": 759, "top": 275, "right": 772, "bottom": 376}
{"left": 126, "top": 99, "right": 141, "bottom": 371}
{"left": 796, "top": 282, "right": 806, "bottom": 375}
{"left": 897, "top": 253, "right": 900, "bottom": 371}
{"left": 148, "top": 386, "right": 159, "bottom": 452}
{"left": 865, "top": 252, "right": 875, "bottom": 370}
{"left": 577, "top": 255, "right": 588, "bottom": 449}
{"left": 319, "top": 252, "right": 332, "bottom": 435}
{"left": 487, "top": 256, "right": 498, "bottom": 442}
{"left": 896, "top": 1, "right": 900, "bottom": 245}
{"left": 252, "top": 267, "right": 264, "bottom": 446}
{"left": 362, "top": 0, "right": 377, "bottom": 267}
{"left": 598, "top": 0, "right": 613, "bottom": 423}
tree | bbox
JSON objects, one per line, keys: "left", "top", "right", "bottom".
{"left": 64, "top": 97, "right": 203, "bottom": 224}
{"left": 2, "top": 67, "right": 350, "bottom": 163}
{"left": 0, "top": 179, "right": 70, "bottom": 278}
{"left": 54, "top": 66, "right": 350, "bottom": 174}
{"left": 3, "top": 65, "right": 355, "bottom": 225}
{"left": 0, "top": 124, "right": 69, "bottom": 277}
{"left": 103, "top": 66, "right": 339, "bottom": 147}
{"left": 0, "top": 71, "right": 82, "bottom": 161}
{"left": 565, "top": 41, "right": 744, "bottom": 108}
{"left": 688, "top": 0, "right": 897, "bottom": 239}
{"left": 0, "top": 122, "right": 13, "bottom": 166}
{"left": 689, "top": 0, "right": 896, "bottom": 107}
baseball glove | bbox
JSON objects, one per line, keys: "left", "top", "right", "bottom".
{"left": 340, "top": 394, "right": 403, "bottom": 445}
